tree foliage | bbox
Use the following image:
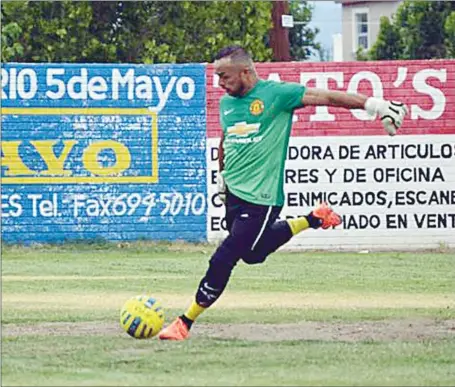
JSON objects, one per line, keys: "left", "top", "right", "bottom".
{"left": 445, "top": 11, "right": 455, "bottom": 58}
{"left": 363, "top": 0, "right": 455, "bottom": 60}
{"left": 1, "top": 0, "right": 276, "bottom": 63}
{"left": 288, "top": 0, "right": 321, "bottom": 61}
{"left": 365, "top": 16, "right": 402, "bottom": 60}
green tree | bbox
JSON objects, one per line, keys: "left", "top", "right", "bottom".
{"left": 367, "top": 16, "right": 402, "bottom": 60}
{"left": 1, "top": 0, "right": 275, "bottom": 63}
{"left": 133, "top": 1, "right": 274, "bottom": 63}
{"left": 1, "top": 21, "right": 23, "bottom": 61}
{"left": 362, "top": 0, "right": 455, "bottom": 60}
{"left": 288, "top": 0, "right": 320, "bottom": 60}
{"left": 444, "top": 11, "right": 455, "bottom": 58}
{"left": 1, "top": 1, "right": 118, "bottom": 62}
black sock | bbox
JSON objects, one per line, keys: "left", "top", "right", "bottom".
{"left": 179, "top": 314, "right": 193, "bottom": 330}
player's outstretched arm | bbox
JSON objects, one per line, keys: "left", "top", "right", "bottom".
{"left": 301, "top": 88, "right": 408, "bottom": 136}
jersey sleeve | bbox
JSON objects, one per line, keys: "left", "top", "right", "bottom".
{"left": 274, "top": 81, "right": 306, "bottom": 111}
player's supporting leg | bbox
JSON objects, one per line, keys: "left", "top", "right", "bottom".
{"left": 159, "top": 195, "right": 280, "bottom": 340}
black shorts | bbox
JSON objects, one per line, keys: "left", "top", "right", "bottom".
{"left": 224, "top": 192, "right": 283, "bottom": 257}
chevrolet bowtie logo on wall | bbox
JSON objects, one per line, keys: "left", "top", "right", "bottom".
{"left": 226, "top": 122, "right": 260, "bottom": 137}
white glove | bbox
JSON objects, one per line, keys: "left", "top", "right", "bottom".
{"left": 216, "top": 171, "right": 226, "bottom": 204}
{"left": 365, "top": 98, "right": 408, "bottom": 136}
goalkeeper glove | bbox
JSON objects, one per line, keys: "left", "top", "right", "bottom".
{"left": 365, "top": 98, "right": 408, "bottom": 136}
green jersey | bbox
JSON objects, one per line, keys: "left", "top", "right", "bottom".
{"left": 220, "top": 79, "right": 306, "bottom": 206}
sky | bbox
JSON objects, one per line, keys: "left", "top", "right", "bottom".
{"left": 307, "top": 1, "right": 342, "bottom": 60}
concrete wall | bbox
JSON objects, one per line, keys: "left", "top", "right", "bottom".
{"left": 1, "top": 63, "right": 207, "bottom": 243}
{"left": 2, "top": 59, "right": 455, "bottom": 250}
{"left": 206, "top": 60, "right": 455, "bottom": 250}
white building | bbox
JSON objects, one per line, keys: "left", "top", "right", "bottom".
{"left": 334, "top": 0, "right": 402, "bottom": 61}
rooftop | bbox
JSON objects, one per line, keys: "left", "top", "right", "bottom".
{"left": 334, "top": 0, "right": 400, "bottom": 4}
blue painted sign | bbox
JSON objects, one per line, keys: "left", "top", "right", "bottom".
{"left": 1, "top": 63, "right": 207, "bottom": 243}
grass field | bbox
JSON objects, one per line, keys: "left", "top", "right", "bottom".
{"left": 2, "top": 241, "right": 455, "bottom": 386}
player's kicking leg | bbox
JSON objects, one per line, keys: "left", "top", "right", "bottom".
{"left": 242, "top": 201, "right": 342, "bottom": 265}
{"left": 159, "top": 194, "right": 277, "bottom": 341}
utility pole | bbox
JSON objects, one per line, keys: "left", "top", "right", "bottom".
{"left": 269, "top": 0, "right": 291, "bottom": 61}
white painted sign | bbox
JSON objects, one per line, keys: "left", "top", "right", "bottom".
{"left": 207, "top": 135, "right": 455, "bottom": 251}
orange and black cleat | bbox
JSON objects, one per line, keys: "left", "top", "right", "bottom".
{"left": 311, "top": 202, "right": 342, "bottom": 229}
{"left": 158, "top": 317, "right": 190, "bottom": 341}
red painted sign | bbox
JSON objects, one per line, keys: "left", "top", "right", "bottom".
{"left": 206, "top": 60, "right": 455, "bottom": 137}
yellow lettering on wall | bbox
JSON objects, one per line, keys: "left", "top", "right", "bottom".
{"left": 30, "top": 140, "right": 77, "bottom": 176}
{"left": 1, "top": 141, "right": 35, "bottom": 176}
{"left": 82, "top": 140, "right": 131, "bottom": 176}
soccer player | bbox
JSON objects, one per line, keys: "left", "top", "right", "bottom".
{"left": 159, "top": 46, "right": 408, "bottom": 340}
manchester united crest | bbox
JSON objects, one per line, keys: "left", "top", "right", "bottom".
{"left": 249, "top": 99, "right": 264, "bottom": 116}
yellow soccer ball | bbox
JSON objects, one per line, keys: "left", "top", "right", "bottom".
{"left": 120, "top": 295, "right": 165, "bottom": 339}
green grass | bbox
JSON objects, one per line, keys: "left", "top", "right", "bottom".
{"left": 3, "top": 307, "right": 454, "bottom": 326}
{"left": 3, "top": 243, "right": 454, "bottom": 294}
{"left": 3, "top": 336, "right": 454, "bottom": 386}
{"left": 2, "top": 242, "right": 455, "bottom": 386}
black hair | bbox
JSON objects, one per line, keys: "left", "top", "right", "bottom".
{"left": 214, "top": 45, "right": 252, "bottom": 62}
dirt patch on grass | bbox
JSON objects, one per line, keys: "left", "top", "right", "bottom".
{"left": 194, "top": 319, "right": 455, "bottom": 342}
{"left": 3, "top": 319, "right": 455, "bottom": 343}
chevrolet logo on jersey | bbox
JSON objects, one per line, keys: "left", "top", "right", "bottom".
{"left": 226, "top": 122, "right": 261, "bottom": 137}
